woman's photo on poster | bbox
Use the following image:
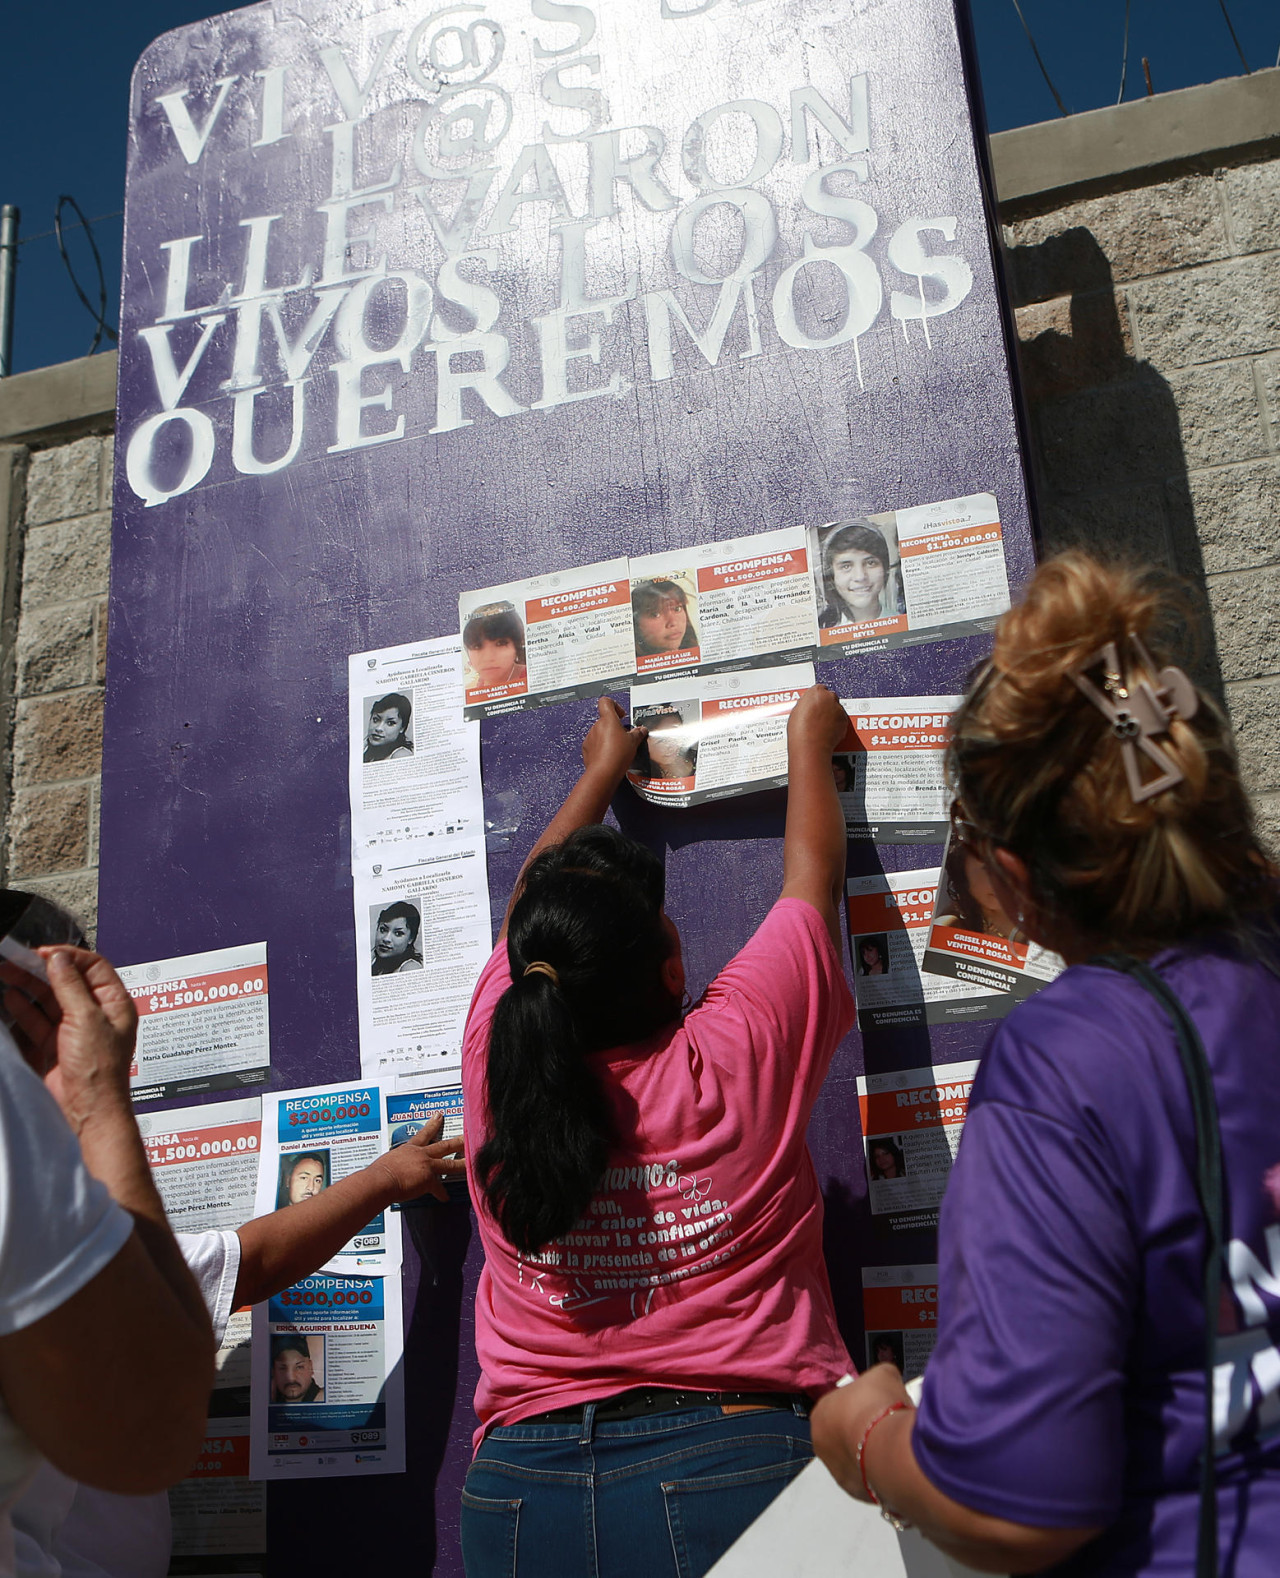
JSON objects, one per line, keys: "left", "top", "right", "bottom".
{"left": 631, "top": 574, "right": 699, "bottom": 662}
{"left": 867, "top": 1135, "right": 907, "bottom": 1181}
{"left": 461, "top": 599, "right": 529, "bottom": 696}
{"left": 370, "top": 900, "right": 425, "bottom": 976}
{"left": 363, "top": 691, "right": 414, "bottom": 763}
{"left": 632, "top": 701, "right": 699, "bottom": 782}
{"left": 854, "top": 932, "right": 890, "bottom": 976}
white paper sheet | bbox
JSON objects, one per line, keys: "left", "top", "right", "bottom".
{"left": 348, "top": 634, "right": 483, "bottom": 849}
{"left": 708, "top": 1453, "right": 990, "bottom": 1578}
{"left": 460, "top": 557, "right": 633, "bottom": 719}
{"left": 249, "top": 1266, "right": 405, "bottom": 1481}
{"left": 120, "top": 942, "right": 269, "bottom": 1104}
{"left": 630, "top": 526, "right": 818, "bottom": 684}
{"left": 922, "top": 828, "right": 1065, "bottom": 998}
{"left": 137, "top": 1098, "right": 265, "bottom": 1559}
{"left": 627, "top": 663, "right": 815, "bottom": 809}
{"left": 353, "top": 836, "right": 492, "bottom": 1081}
{"left": 862, "top": 1264, "right": 939, "bottom": 1380}
{"left": 834, "top": 698, "right": 959, "bottom": 842}
{"left": 856, "top": 1060, "right": 980, "bottom": 1236}
{"left": 254, "top": 1080, "right": 401, "bottom": 1275}
{"left": 846, "top": 869, "right": 1007, "bottom": 1031}
{"left": 811, "top": 493, "right": 1010, "bottom": 661}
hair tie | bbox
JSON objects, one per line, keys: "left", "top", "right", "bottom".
{"left": 1069, "top": 632, "right": 1199, "bottom": 804}
{"left": 522, "top": 961, "right": 560, "bottom": 986}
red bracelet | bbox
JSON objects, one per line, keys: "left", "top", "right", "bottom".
{"left": 856, "top": 1401, "right": 913, "bottom": 1513}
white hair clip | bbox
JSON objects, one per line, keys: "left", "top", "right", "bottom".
{"left": 1069, "top": 634, "right": 1199, "bottom": 803}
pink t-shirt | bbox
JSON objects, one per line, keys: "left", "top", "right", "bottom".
{"left": 462, "top": 896, "right": 855, "bottom": 1443}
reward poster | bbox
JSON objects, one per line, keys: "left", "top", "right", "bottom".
{"left": 107, "top": 0, "right": 1038, "bottom": 1568}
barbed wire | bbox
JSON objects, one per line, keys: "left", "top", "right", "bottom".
{"left": 52, "top": 196, "right": 118, "bottom": 355}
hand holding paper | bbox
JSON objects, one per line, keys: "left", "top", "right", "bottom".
{"left": 1, "top": 947, "right": 137, "bottom": 1124}
{"left": 581, "top": 696, "right": 648, "bottom": 784}
{"left": 788, "top": 683, "right": 853, "bottom": 754}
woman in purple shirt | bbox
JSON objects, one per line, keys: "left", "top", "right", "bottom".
{"left": 813, "top": 551, "right": 1280, "bottom": 1576}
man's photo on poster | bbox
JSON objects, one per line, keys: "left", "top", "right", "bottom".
{"left": 276, "top": 1150, "right": 330, "bottom": 1210}
{"left": 270, "top": 1333, "right": 325, "bottom": 1403}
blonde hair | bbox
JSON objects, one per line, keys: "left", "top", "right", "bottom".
{"left": 948, "top": 552, "right": 1275, "bottom": 956}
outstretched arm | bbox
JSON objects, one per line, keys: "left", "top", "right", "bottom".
{"left": 780, "top": 686, "right": 851, "bottom": 950}
{"left": 498, "top": 697, "right": 647, "bottom": 941}
{"left": 234, "top": 1117, "right": 465, "bottom": 1306}
{"left": 811, "top": 1366, "right": 1102, "bottom": 1573}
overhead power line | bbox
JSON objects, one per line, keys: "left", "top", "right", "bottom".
{"left": 18, "top": 208, "right": 122, "bottom": 246}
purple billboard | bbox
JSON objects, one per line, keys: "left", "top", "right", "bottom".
{"left": 103, "top": 0, "right": 1034, "bottom": 1570}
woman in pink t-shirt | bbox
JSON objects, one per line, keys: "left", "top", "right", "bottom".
{"left": 460, "top": 687, "right": 855, "bottom": 1578}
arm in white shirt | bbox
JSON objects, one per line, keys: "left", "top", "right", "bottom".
{"left": 0, "top": 950, "right": 214, "bottom": 1494}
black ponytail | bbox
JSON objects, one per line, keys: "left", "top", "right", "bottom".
{"left": 475, "top": 825, "right": 680, "bottom": 1255}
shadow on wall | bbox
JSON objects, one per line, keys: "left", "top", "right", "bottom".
{"left": 1004, "top": 225, "right": 1225, "bottom": 703}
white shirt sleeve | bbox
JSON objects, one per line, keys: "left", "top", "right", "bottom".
{"left": 0, "top": 1035, "right": 132, "bottom": 1337}
{"left": 174, "top": 1229, "right": 241, "bottom": 1345}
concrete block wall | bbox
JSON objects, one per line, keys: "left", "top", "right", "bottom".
{"left": 4, "top": 435, "right": 112, "bottom": 936}
{"left": 991, "top": 69, "right": 1280, "bottom": 851}
{"left": 0, "top": 68, "right": 1276, "bottom": 935}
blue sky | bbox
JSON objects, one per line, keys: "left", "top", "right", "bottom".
{"left": 2, "top": 0, "right": 1277, "bottom": 374}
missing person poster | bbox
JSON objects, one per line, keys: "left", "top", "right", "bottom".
{"left": 460, "top": 558, "right": 633, "bottom": 720}
{"left": 847, "top": 869, "right": 1007, "bottom": 1030}
{"left": 627, "top": 664, "right": 814, "bottom": 809}
{"left": 812, "top": 493, "right": 1011, "bottom": 659}
{"left": 255, "top": 1082, "right": 400, "bottom": 1275}
{"left": 168, "top": 1422, "right": 265, "bottom": 1568}
{"left": 139, "top": 1096, "right": 262, "bottom": 1234}
{"left": 923, "top": 831, "right": 1065, "bottom": 998}
{"left": 862, "top": 1264, "right": 938, "bottom": 1381}
{"left": 385, "top": 1084, "right": 464, "bottom": 1147}
{"left": 857, "top": 1060, "right": 978, "bottom": 1235}
{"left": 385, "top": 1081, "right": 466, "bottom": 1205}
{"left": 348, "top": 635, "right": 483, "bottom": 850}
{"left": 834, "top": 698, "right": 959, "bottom": 842}
{"left": 630, "top": 527, "right": 818, "bottom": 684}
{"left": 137, "top": 1098, "right": 264, "bottom": 1564}
{"left": 249, "top": 1269, "right": 405, "bottom": 1481}
{"left": 353, "top": 837, "right": 491, "bottom": 1082}
{"left": 121, "top": 942, "right": 269, "bottom": 1104}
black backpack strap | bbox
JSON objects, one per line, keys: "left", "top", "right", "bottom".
{"left": 1092, "top": 953, "right": 1222, "bottom": 1578}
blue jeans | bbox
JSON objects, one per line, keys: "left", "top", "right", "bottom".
{"left": 461, "top": 1402, "right": 813, "bottom": 1578}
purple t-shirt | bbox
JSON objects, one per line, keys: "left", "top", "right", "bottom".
{"left": 913, "top": 938, "right": 1280, "bottom": 1576}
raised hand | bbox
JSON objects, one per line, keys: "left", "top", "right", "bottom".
{"left": 1, "top": 948, "right": 138, "bottom": 1132}
{"left": 581, "top": 696, "right": 648, "bottom": 784}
